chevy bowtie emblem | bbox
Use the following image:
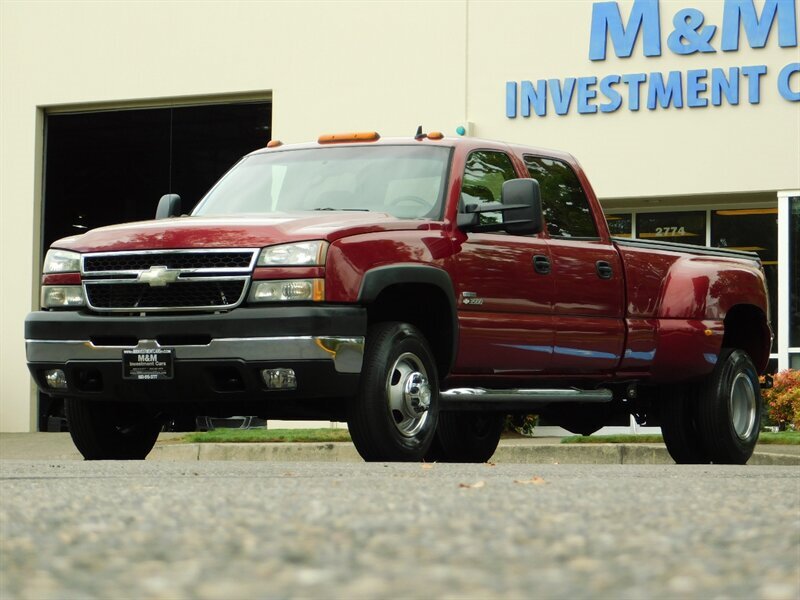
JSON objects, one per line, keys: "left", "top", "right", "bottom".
{"left": 137, "top": 266, "right": 180, "bottom": 287}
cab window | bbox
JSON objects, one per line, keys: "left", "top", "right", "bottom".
{"left": 523, "top": 156, "right": 598, "bottom": 239}
{"left": 461, "top": 151, "right": 518, "bottom": 226}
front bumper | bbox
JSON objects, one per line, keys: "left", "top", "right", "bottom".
{"left": 25, "top": 306, "right": 366, "bottom": 403}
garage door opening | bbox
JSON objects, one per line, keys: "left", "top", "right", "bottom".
{"left": 39, "top": 100, "right": 272, "bottom": 430}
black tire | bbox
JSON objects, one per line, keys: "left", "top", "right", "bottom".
{"left": 659, "top": 386, "right": 711, "bottom": 464}
{"left": 347, "top": 322, "right": 439, "bottom": 462}
{"left": 695, "top": 348, "right": 762, "bottom": 465}
{"left": 426, "top": 412, "right": 504, "bottom": 463}
{"left": 66, "top": 398, "right": 161, "bottom": 460}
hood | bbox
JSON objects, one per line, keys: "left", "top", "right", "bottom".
{"left": 51, "top": 212, "right": 432, "bottom": 253}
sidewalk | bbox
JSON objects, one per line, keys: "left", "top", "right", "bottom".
{"left": 1, "top": 432, "right": 798, "bottom": 465}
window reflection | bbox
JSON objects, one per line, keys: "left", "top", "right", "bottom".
{"left": 606, "top": 213, "right": 632, "bottom": 238}
{"left": 711, "top": 208, "right": 779, "bottom": 352}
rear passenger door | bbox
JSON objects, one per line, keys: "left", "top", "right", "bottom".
{"left": 452, "top": 150, "right": 555, "bottom": 375}
{"left": 523, "top": 155, "right": 624, "bottom": 373}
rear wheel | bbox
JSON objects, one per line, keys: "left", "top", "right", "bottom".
{"left": 659, "top": 386, "right": 710, "bottom": 464}
{"left": 66, "top": 398, "right": 161, "bottom": 460}
{"left": 347, "top": 322, "right": 439, "bottom": 461}
{"left": 426, "top": 412, "right": 504, "bottom": 463}
{"left": 695, "top": 348, "right": 761, "bottom": 464}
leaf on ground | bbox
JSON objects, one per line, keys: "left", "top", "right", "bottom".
{"left": 459, "top": 480, "right": 485, "bottom": 489}
{"left": 485, "top": 462, "right": 497, "bottom": 467}
{"left": 421, "top": 463, "right": 434, "bottom": 470}
{"left": 514, "top": 476, "right": 546, "bottom": 485}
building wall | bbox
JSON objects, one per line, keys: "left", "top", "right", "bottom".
{"left": 1, "top": 0, "right": 798, "bottom": 430}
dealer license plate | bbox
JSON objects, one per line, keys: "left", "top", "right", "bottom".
{"left": 122, "top": 348, "right": 175, "bottom": 380}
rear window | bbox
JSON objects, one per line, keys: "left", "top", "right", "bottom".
{"left": 523, "top": 156, "right": 598, "bottom": 239}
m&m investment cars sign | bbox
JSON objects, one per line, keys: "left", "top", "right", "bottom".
{"left": 506, "top": 0, "right": 799, "bottom": 118}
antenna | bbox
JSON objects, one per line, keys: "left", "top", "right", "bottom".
{"left": 414, "top": 125, "right": 426, "bottom": 140}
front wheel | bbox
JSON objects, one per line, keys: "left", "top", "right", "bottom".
{"left": 347, "top": 322, "right": 439, "bottom": 462}
{"left": 695, "top": 348, "right": 762, "bottom": 464}
{"left": 66, "top": 398, "right": 161, "bottom": 460}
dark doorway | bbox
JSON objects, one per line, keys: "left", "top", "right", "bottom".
{"left": 39, "top": 100, "right": 271, "bottom": 431}
{"left": 42, "top": 101, "right": 271, "bottom": 252}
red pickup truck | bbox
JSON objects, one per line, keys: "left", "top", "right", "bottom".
{"left": 25, "top": 131, "right": 771, "bottom": 464}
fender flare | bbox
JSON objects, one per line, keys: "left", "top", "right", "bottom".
{"left": 357, "top": 264, "right": 459, "bottom": 373}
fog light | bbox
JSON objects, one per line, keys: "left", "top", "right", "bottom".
{"left": 261, "top": 368, "right": 297, "bottom": 390}
{"left": 44, "top": 369, "right": 68, "bottom": 389}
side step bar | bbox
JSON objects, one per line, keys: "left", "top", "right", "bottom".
{"left": 440, "top": 387, "right": 613, "bottom": 411}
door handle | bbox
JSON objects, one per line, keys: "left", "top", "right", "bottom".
{"left": 596, "top": 260, "right": 613, "bottom": 279}
{"left": 533, "top": 255, "right": 551, "bottom": 275}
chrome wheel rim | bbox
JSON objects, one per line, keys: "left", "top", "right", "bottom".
{"left": 386, "top": 352, "right": 431, "bottom": 437}
{"left": 730, "top": 372, "right": 757, "bottom": 440}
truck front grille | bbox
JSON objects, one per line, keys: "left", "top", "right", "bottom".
{"left": 81, "top": 249, "right": 257, "bottom": 312}
{"left": 83, "top": 251, "right": 256, "bottom": 273}
{"left": 85, "top": 280, "right": 248, "bottom": 310}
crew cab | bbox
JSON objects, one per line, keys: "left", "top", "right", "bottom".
{"left": 25, "top": 130, "right": 771, "bottom": 464}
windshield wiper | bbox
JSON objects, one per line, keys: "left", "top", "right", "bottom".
{"left": 313, "top": 207, "right": 370, "bottom": 211}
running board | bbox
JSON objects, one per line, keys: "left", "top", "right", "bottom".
{"left": 439, "top": 387, "right": 613, "bottom": 411}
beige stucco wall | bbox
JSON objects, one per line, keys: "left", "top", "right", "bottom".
{"left": 1, "top": 0, "right": 798, "bottom": 430}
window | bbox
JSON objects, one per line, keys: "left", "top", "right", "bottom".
{"left": 195, "top": 145, "right": 451, "bottom": 220}
{"left": 711, "top": 208, "right": 778, "bottom": 351}
{"left": 636, "top": 211, "right": 706, "bottom": 245}
{"left": 606, "top": 213, "right": 633, "bottom": 238}
{"left": 523, "top": 156, "right": 598, "bottom": 238}
{"left": 791, "top": 198, "right": 800, "bottom": 347}
{"left": 461, "top": 150, "right": 518, "bottom": 226}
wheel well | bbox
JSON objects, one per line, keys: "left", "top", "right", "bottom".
{"left": 367, "top": 283, "right": 455, "bottom": 377}
{"left": 722, "top": 304, "right": 771, "bottom": 373}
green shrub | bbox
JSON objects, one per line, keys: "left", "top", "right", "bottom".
{"left": 504, "top": 414, "right": 538, "bottom": 436}
{"left": 762, "top": 369, "right": 800, "bottom": 431}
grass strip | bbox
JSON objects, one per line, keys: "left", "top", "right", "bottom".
{"left": 560, "top": 431, "right": 799, "bottom": 445}
{"left": 759, "top": 431, "right": 800, "bottom": 445}
{"left": 183, "top": 428, "right": 352, "bottom": 444}
{"left": 560, "top": 434, "right": 664, "bottom": 444}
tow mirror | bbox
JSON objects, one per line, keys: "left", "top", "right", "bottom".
{"left": 156, "top": 194, "right": 182, "bottom": 219}
{"left": 457, "top": 179, "right": 543, "bottom": 234}
{"left": 501, "top": 178, "right": 542, "bottom": 235}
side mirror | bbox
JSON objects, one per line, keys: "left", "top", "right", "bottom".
{"left": 501, "top": 179, "right": 542, "bottom": 235}
{"left": 156, "top": 194, "right": 182, "bottom": 219}
{"left": 457, "top": 179, "right": 543, "bottom": 234}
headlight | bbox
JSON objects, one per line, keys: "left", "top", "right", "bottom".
{"left": 257, "top": 241, "right": 328, "bottom": 266}
{"left": 42, "top": 286, "right": 85, "bottom": 308}
{"left": 249, "top": 279, "right": 325, "bottom": 302}
{"left": 43, "top": 249, "right": 81, "bottom": 274}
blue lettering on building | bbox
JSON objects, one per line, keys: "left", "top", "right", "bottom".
{"left": 507, "top": 0, "right": 799, "bottom": 118}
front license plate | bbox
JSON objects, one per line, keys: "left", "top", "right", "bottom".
{"left": 122, "top": 348, "right": 175, "bottom": 380}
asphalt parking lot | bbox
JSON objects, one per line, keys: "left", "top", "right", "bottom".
{"left": 1, "top": 459, "right": 798, "bottom": 599}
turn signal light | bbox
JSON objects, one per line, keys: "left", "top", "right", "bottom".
{"left": 318, "top": 131, "right": 380, "bottom": 144}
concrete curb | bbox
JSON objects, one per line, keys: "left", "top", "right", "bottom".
{"left": 147, "top": 442, "right": 800, "bottom": 465}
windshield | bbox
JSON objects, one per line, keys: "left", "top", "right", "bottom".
{"left": 193, "top": 145, "right": 451, "bottom": 219}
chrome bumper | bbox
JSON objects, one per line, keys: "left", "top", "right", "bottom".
{"left": 25, "top": 336, "right": 365, "bottom": 374}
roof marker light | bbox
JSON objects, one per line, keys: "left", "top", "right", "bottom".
{"left": 267, "top": 140, "right": 283, "bottom": 148}
{"left": 427, "top": 131, "right": 444, "bottom": 140}
{"left": 318, "top": 132, "right": 380, "bottom": 144}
